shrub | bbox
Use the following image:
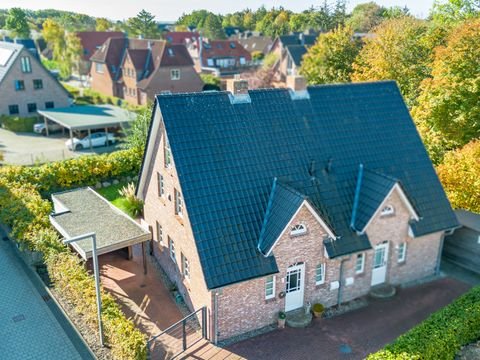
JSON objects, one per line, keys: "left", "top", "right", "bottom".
{"left": 312, "top": 303, "right": 325, "bottom": 313}
{"left": 118, "top": 182, "right": 144, "bottom": 217}
{"left": 252, "top": 51, "right": 264, "bottom": 62}
{"left": 0, "top": 115, "right": 37, "bottom": 132}
{"left": 367, "top": 286, "right": 480, "bottom": 360}
{"left": 278, "top": 311, "right": 286, "bottom": 319}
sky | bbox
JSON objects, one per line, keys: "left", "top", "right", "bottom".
{"left": 3, "top": 0, "right": 435, "bottom": 21}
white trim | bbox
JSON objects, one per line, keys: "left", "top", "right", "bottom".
{"left": 397, "top": 242, "right": 407, "bottom": 263}
{"left": 360, "top": 183, "right": 419, "bottom": 234}
{"left": 355, "top": 252, "right": 365, "bottom": 274}
{"left": 315, "top": 263, "right": 325, "bottom": 285}
{"left": 265, "top": 275, "right": 276, "bottom": 300}
{"left": 264, "top": 200, "right": 336, "bottom": 257}
{"left": 290, "top": 223, "right": 307, "bottom": 236}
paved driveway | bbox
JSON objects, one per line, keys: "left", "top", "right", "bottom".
{"left": 0, "top": 231, "right": 93, "bottom": 359}
{"left": 224, "top": 278, "right": 470, "bottom": 360}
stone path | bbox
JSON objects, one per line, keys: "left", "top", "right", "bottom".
{"left": 0, "top": 235, "right": 92, "bottom": 359}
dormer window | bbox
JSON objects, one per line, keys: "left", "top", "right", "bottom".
{"left": 167, "top": 48, "right": 174, "bottom": 56}
{"left": 381, "top": 205, "right": 395, "bottom": 217}
{"left": 290, "top": 224, "right": 307, "bottom": 236}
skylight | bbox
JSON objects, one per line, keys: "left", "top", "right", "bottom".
{"left": 167, "top": 48, "right": 174, "bottom": 56}
{"left": 0, "top": 48, "right": 14, "bottom": 67}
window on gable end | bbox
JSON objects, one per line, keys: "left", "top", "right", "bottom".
{"left": 381, "top": 205, "right": 395, "bottom": 217}
{"left": 355, "top": 253, "right": 365, "bottom": 274}
{"left": 315, "top": 263, "right": 325, "bottom": 285}
{"left": 164, "top": 135, "right": 172, "bottom": 168}
{"left": 290, "top": 223, "right": 307, "bottom": 236}
{"left": 265, "top": 275, "right": 275, "bottom": 299}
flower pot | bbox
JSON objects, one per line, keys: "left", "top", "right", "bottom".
{"left": 312, "top": 303, "right": 325, "bottom": 318}
{"left": 278, "top": 318, "right": 286, "bottom": 329}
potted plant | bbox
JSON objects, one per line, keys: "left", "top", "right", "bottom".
{"left": 312, "top": 303, "right": 325, "bottom": 318}
{"left": 278, "top": 311, "right": 286, "bottom": 329}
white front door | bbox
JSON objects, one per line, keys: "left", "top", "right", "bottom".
{"left": 285, "top": 263, "right": 305, "bottom": 312}
{"left": 371, "top": 242, "right": 389, "bottom": 286}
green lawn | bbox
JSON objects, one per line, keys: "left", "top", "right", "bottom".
{"left": 96, "top": 182, "right": 131, "bottom": 214}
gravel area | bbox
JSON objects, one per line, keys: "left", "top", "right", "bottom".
{"left": 456, "top": 340, "right": 480, "bottom": 360}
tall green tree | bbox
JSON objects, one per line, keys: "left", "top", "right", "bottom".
{"left": 301, "top": 26, "right": 361, "bottom": 84}
{"left": 124, "top": 106, "right": 152, "bottom": 152}
{"left": 346, "top": 2, "right": 385, "bottom": 32}
{"left": 127, "top": 9, "right": 159, "bottom": 39}
{"left": 412, "top": 19, "right": 480, "bottom": 161}
{"left": 431, "top": 0, "right": 480, "bottom": 25}
{"left": 351, "top": 17, "right": 432, "bottom": 106}
{"left": 202, "top": 14, "right": 226, "bottom": 39}
{"left": 96, "top": 18, "right": 112, "bottom": 31}
{"left": 5, "top": 8, "right": 30, "bottom": 38}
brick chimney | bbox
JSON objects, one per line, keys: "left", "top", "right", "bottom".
{"left": 226, "top": 76, "right": 249, "bottom": 95}
{"left": 286, "top": 75, "right": 307, "bottom": 91}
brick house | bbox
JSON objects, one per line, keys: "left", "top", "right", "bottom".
{"left": 75, "top": 31, "right": 125, "bottom": 76}
{"left": 0, "top": 41, "right": 71, "bottom": 117}
{"left": 136, "top": 81, "right": 459, "bottom": 342}
{"left": 90, "top": 38, "right": 203, "bottom": 106}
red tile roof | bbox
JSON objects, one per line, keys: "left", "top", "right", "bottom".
{"left": 200, "top": 40, "right": 252, "bottom": 63}
{"left": 76, "top": 31, "right": 124, "bottom": 61}
{"left": 164, "top": 31, "right": 199, "bottom": 45}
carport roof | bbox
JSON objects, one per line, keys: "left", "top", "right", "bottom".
{"left": 49, "top": 187, "right": 151, "bottom": 259}
{"left": 37, "top": 105, "right": 134, "bottom": 131}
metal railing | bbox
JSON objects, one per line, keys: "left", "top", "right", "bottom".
{"left": 147, "top": 306, "right": 207, "bottom": 359}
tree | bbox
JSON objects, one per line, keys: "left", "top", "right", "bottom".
{"left": 202, "top": 14, "right": 226, "bottom": 39}
{"left": 5, "top": 8, "right": 30, "bottom": 38}
{"left": 437, "top": 140, "right": 480, "bottom": 213}
{"left": 42, "top": 19, "right": 66, "bottom": 64}
{"left": 383, "top": 6, "right": 410, "bottom": 19}
{"left": 300, "top": 26, "right": 361, "bottom": 84}
{"left": 177, "top": 10, "right": 211, "bottom": 29}
{"left": 96, "top": 18, "right": 112, "bottom": 31}
{"left": 351, "top": 17, "right": 432, "bottom": 106}
{"left": 124, "top": 106, "right": 152, "bottom": 152}
{"left": 412, "top": 19, "right": 480, "bottom": 160}
{"left": 431, "top": 0, "right": 480, "bottom": 25}
{"left": 346, "top": 2, "right": 385, "bottom": 32}
{"left": 127, "top": 9, "right": 159, "bottom": 39}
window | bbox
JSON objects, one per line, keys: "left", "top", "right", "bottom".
{"left": 239, "top": 56, "right": 246, "bottom": 65}
{"left": 207, "top": 58, "right": 214, "bottom": 66}
{"left": 167, "top": 48, "right": 174, "bottom": 56}
{"left": 8, "top": 105, "right": 19, "bottom": 115}
{"left": 265, "top": 275, "right": 275, "bottom": 299}
{"left": 21, "top": 56, "right": 31, "bottom": 73}
{"left": 355, "top": 253, "right": 365, "bottom": 274}
{"left": 95, "top": 62, "right": 103, "bottom": 73}
{"left": 45, "top": 101, "right": 54, "bottom": 109}
{"left": 27, "top": 103, "right": 37, "bottom": 113}
{"left": 170, "top": 69, "right": 180, "bottom": 80}
{"left": 381, "top": 205, "right": 395, "bottom": 217}
{"left": 174, "top": 189, "right": 183, "bottom": 216}
{"left": 181, "top": 253, "right": 190, "bottom": 280}
{"left": 157, "top": 172, "right": 164, "bottom": 197}
{"left": 14, "top": 80, "right": 25, "bottom": 91}
{"left": 156, "top": 221, "right": 163, "bottom": 244}
{"left": 168, "top": 236, "right": 176, "bottom": 262}
{"left": 33, "top": 79, "right": 43, "bottom": 90}
{"left": 315, "top": 263, "right": 325, "bottom": 285}
{"left": 229, "top": 42, "right": 236, "bottom": 49}
{"left": 398, "top": 242, "right": 407, "bottom": 263}
{"left": 290, "top": 224, "right": 307, "bottom": 236}
{"left": 164, "top": 136, "right": 172, "bottom": 168}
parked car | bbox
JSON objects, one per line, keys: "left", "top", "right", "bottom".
{"left": 65, "top": 132, "right": 116, "bottom": 151}
{"left": 33, "top": 121, "right": 62, "bottom": 135}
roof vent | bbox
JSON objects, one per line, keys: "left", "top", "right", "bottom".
{"left": 289, "top": 89, "right": 310, "bottom": 100}
{"left": 228, "top": 93, "right": 251, "bottom": 104}
{"left": 308, "top": 159, "right": 316, "bottom": 178}
{"left": 325, "top": 158, "right": 333, "bottom": 173}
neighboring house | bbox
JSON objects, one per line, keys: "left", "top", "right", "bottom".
{"left": 238, "top": 35, "right": 273, "bottom": 57}
{"left": 444, "top": 210, "right": 480, "bottom": 274}
{"left": 270, "top": 32, "right": 319, "bottom": 82}
{"left": 0, "top": 41, "right": 71, "bottom": 117}
{"left": 137, "top": 81, "right": 458, "bottom": 342}
{"left": 188, "top": 39, "right": 252, "bottom": 76}
{"left": 90, "top": 38, "right": 203, "bottom": 106}
{"left": 164, "top": 31, "right": 199, "bottom": 46}
{"left": 76, "top": 31, "right": 124, "bottom": 76}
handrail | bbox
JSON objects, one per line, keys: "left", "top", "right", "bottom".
{"left": 148, "top": 307, "right": 205, "bottom": 343}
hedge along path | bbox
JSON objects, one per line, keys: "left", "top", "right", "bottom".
{"left": 367, "top": 285, "right": 480, "bottom": 360}
{"left": 0, "top": 149, "right": 147, "bottom": 360}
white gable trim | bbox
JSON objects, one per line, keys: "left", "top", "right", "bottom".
{"left": 359, "top": 183, "right": 419, "bottom": 235}
{"left": 264, "top": 200, "right": 336, "bottom": 257}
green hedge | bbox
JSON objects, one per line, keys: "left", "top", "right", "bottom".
{"left": 367, "top": 286, "right": 480, "bottom": 360}
{"left": 0, "top": 150, "right": 147, "bottom": 359}
{"left": 0, "top": 115, "right": 37, "bottom": 132}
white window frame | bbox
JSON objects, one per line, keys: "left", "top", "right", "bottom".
{"left": 265, "top": 275, "right": 275, "bottom": 299}
{"left": 170, "top": 69, "right": 181, "bottom": 80}
{"left": 315, "top": 263, "right": 325, "bottom": 285}
{"left": 355, "top": 253, "right": 365, "bottom": 274}
{"left": 168, "top": 236, "right": 176, "bottom": 262}
{"left": 156, "top": 221, "right": 163, "bottom": 244}
{"left": 398, "top": 242, "right": 407, "bottom": 263}
{"left": 239, "top": 56, "right": 246, "bottom": 65}
{"left": 181, "top": 253, "right": 190, "bottom": 280}
{"left": 290, "top": 223, "right": 307, "bottom": 236}
{"left": 381, "top": 205, "right": 395, "bottom": 217}
{"left": 175, "top": 188, "right": 183, "bottom": 216}
{"left": 95, "top": 62, "right": 103, "bottom": 74}
{"left": 157, "top": 172, "right": 164, "bottom": 197}
{"left": 21, "top": 56, "right": 31, "bottom": 73}
{"left": 477, "top": 235, "right": 480, "bottom": 244}
{"left": 207, "top": 58, "right": 214, "bottom": 66}
{"left": 164, "top": 136, "right": 172, "bottom": 168}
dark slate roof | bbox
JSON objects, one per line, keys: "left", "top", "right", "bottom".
{"left": 351, "top": 165, "right": 398, "bottom": 232}
{"left": 286, "top": 45, "right": 308, "bottom": 67}
{"left": 455, "top": 210, "right": 480, "bottom": 232}
{"left": 279, "top": 33, "right": 318, "bottom": 47}
{"left": 152, "top": 81, "right": 458, "bottom": 289}
{"left": 0, "top": 41, "right": 23, "bottom": 85}
{"left": 258, "top": 179, "right": 307, "bottom": 255}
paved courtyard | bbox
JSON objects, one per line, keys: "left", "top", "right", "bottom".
{"left": 0, "top": 232, "right": 93, "bottom": 359}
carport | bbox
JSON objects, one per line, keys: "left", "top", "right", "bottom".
{"left": 49, "top": 187, "right": 151, "bottom": 273}
{"left": 37, "top": 105, "right": 134, "bottom": 151}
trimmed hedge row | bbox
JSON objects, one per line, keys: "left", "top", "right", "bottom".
{"left": 367, "top": 286, "right": 480, "bottom": 360}
{"left": 0, "top": 115, "right": 38, "bottom": 132}
{"left": 0, "top": 150, "right": 147, "bottom": 359}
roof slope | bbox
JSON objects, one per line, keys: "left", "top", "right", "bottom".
{"left": 200, "top": 40, "right": 251, "bottom": 61}
{"left": 152, "top": 81, "right": 458, "bottom": 289}
{"left": 351, "top": 166, "right": 399, "bottom": 232}
{"left": 279, "top": 33, "right": 318, "bottom": 47}
{"left": 76, "top": 31, "right": 124, "bottom": 61}
{"left": 455, "top": 210, "right": 480, "bottom": 232}
{"left": 0, "top": 41, "right": 23, "bottom": 85}
{"left": 286, "top": 45, "right": 308, "bottom": 67}
{"left": 258, "top": 179, "right": 307, "bottom": 255}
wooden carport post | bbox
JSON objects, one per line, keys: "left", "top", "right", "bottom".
{"left": 105, "top": 127, "right": 109, "bottom": 147}
{"left": 43, "top": 116, "right": 49, "bottom": 136}
{"left": 88, "top": 128, "right": 93, "bottom": 151}
{"left": 142, "top": 241, "right": 147, "bottom": 275}
{"left": 69, "top": 128, "right": 74, "bottom": 152}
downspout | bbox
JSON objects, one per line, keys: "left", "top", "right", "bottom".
{"left": 435, "top": 232, "right": 446, "bottom": 276}
{"left": 213, "top": 290, "right": 219, "bottom": 345}
{"left": 337, "top": 257, "right": 349, "bottom": 306}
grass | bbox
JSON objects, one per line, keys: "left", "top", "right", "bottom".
{"left": 96, "top": 182, "right": 131, "bottom": 215}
